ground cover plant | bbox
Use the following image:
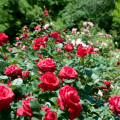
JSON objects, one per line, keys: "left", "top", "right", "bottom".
{"left": 0, "top": 9, "right": 120, "bottom": 120}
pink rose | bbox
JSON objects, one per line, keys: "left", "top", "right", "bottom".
{"left": 43, "top": 24, "right": 49, "bottom": 29}
{"left": 83, "top": 22, "right": 87, "bottom": 26}
{"left": 9, "top": 48, "right": 13, "bottom": 52}
{"left": 22, "top": 26, "right": 27, "bottom": 30}
{"left": 43, "top": 10, "right": 49, "bottom": 15}
{"left": 16, "top": 37, "right": 20, "bottom": 40}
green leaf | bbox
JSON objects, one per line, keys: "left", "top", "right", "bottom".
{"left": 85, "top": 69, "right": 92, "bottom": 77}
{"left": 12, "top": 78, "right": 23, "bottom": 86}
{"left": 40, "top": 110, "right": 46, "bottom": 119}
{"left": 33, "top": 65, "right": 40, "bottom": 77}
{"left": 9, "top": 85, "right": 17, "bottom": 90}
{"left": 55, "top": 43, "right": 63, "bottom": 48}
{"left": 0, "top": 61, "right": 7, "bottom": 72}
{"left": 31, "top": 116, "right": 40, "bottom": 120}
{"left": 28, "top": 52, "right": 38, "bottom": 60}
{"left": 84, "top": 86, "right": 92, "bottom": 94}
{"left": 97, "top": 82, "right": 107, "bottom": 88}
{"left": 30, "top": 99, "right": 41, "bottom": 114}
{"left": 63, "top": 79, "right": 75, "bottom": 83}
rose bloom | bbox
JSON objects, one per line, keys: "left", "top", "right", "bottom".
{"left": 7, "top": 80, "right": 12, "bottom": 86}
{"left": 17, "top": 98, "right": 40, "bottom": 119}
{"left": 38, "top": 72, "right": 59, "bottom": 91}
{"left": 0, "top": 33, "right": 9, "bottom": 45}
{"left": 64, "top": 43, "right": 74, "bottom": 52}
{"left": 16, "top": 37, "right": 20, "bottom": 40}
{"left": 87, "top": 45, "right": 97, "bottom": 54}
{"left": 21, "top": 45, "right": 26, "bottom": 50}
{"left": 22, "top": 33, "right": 29, "bottom": 38}
{"left": 108, "top": 95, "right": 120, "bottom": 115}
{"left": 0, "top": 85, "right": 15, "bottom": 111}
{"left": 32, "top": 38, "right": 44, "bottom": 49}
{"left": 9, "top": 48, "right": 13, "bottom": 52}
{"left": 22, "top": 26, "right": 27, "bottom": 30}
{"left": 43, "top": 24, "right": 49, "bottom": 30}
{"left": 55, "top": 37, "right": 64, "bottom": 44}
{"left": 4, "top": 56, "right": 7, "bottom": 60}
{"left": 4, "top": 65, "right": 23, "bottom": 80}
{"left": 116, "top": 61, "right": 120, "bottom": 65}
{"left": 59, "top": 66, "right": 78, "bottom": 83}
{"left": 22, "top": 70, "right": 30, "bottom": 78}
{"left": 37, "top": 58, "right": 57, "bottom": 74}
{"left": 34, "top": 26, "right": 41, "bottom": 31}
{"left": 57, "top": 85, "right": 82, "bottom": 119}
{"left": 43, "top": 111, "right": 58, "bottom": 120}
{"left": 100, "top": 81, "right": 111, "bottom": 91}
{"left": 42, "top": 35, "right": 49, "bottom": 41}
{"left": 56, "top": 48, "right": 61, "bottom": 52}
{"left": 75, "top": 46, "right": 88, "bottom": 57}
{"left": 50, "top": 31, "right": 59, "bottom": 39}
{"left": 83, "top": 22, "right": 87, "bottom": 26}
{"left": 43, "top": 10, "right": 49, "bottom": 15}
{"left": 62, "top": 29, "right": 65, "bottom": 32}
{"left": 72, "top": 28, "right": 77, "bottom": 34}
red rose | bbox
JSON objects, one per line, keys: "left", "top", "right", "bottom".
{"left": 59, "top": 66, "right": 78, "bottom": 83}
{"left": 75, "top": 47, "right": 88, "bottom": 57}
{"left": 22, "top": 33, "right": 29, "bottom": 38}
{"left": 32, "top": 38, "right": 44, "bottom": 49}
{"left": 0, "top": 85, "right": 14, "bottom": 111}
{"left": 4, "top": 56, "right": 7, "bottom": 59}
{"left": 37, "top": 58, "right": 57, "bottom": 73}
{"left": 62, "top": 29, "right": 65, "bottom": 32}
{"left": 50, "top": 31, "right": 59, "bottom": 39}
{"left": 57, "top": 85, "right": 82, "bottom": 119}
{"left": 87, "top": 45, "right": 97, "bottom": 54}
{"left": 108, "top": 95, "right": 120, "bottom": 115}
{"left": 77, "top": 44, "right": 84, "bottom": 50}
{"left": 5, "top": 65, "right": 23, "bottom": 80}
{"left": 117, "top": 61, "right": 120, "bottom": 65}
{"left": 100, "top": 81, "right": 111, "bottom": 91}
{"left": 42, "top": 35, "right": 49, "bottom": 41}
{"left": 43, "top": 10, "right": 49, "bottom": 15}
{"left": 68, "top": 104, "right": 82, "bottom": 120}
{"left": 34, "top": 26, "right": 41, "bottom": 31}
{"left": 17, "top": 98, "right": 40, "bottom": 118}
{"left": 43, "top": 111, "right": 58, "bottom": 120}
{"left": 0, "top": 33, "right": 9, "bottom": 45}
{"left": 41, "top": 105, "right": 51, "bottom": 111}
{"left": 22, "top": 70, "right": 30, "bottom": 78}
{"left": 7, "top": 80, "right": 12, "bottom": 86}
{"left": 38, "top": 72, "right": 59, "bottom": 91}
{"left": 64, "top": 43, "right": 74, "bottom": 52}
{"left": 17, "top": 93, "right": 31, "bottom": 101}
{"left": 38, "top": 54, "right": 42, "bottom": 59}
{"left": 55, "top": 37, "right": 64, "bottom": 44}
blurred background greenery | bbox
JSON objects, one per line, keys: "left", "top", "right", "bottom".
{"left": 1, "top": 0, "right": 120, "bottom": 45}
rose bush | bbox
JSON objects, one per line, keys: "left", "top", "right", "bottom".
{"left": 0, "top": 8, "right": 119, "bottom": 120}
